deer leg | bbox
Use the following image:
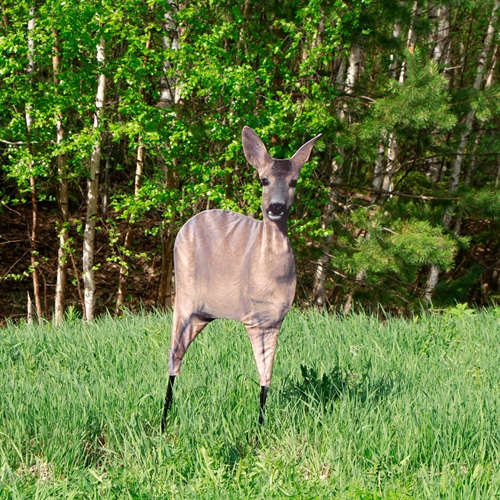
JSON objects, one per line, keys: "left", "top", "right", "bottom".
{"left": 161, "top": 375, "right": 176, "bottom": 433}
{"left": 169, "top": 312, "right": 212, "bottom": 376}
{"left": 259, "top": 385, "right": 269, "bottom": 425}
{"left": 245, "top": 323, "right": 281, "bottom": 424}
{"left": 163, "top": 313, "right": 211, "bottom": 431}
{"left": 246, "top": 324, "right": 280, "bottom": 387}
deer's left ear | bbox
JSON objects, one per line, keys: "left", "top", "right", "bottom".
{"left": 291, "top": 134, "right": 322, "bottom": 171}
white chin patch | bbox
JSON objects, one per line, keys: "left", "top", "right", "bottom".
{"left": 267, "top": 212, "right": 284, "bottom": 221}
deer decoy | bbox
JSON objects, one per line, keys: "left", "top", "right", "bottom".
{"left": 161, "top": 126, "right": 321, "bottom": 431}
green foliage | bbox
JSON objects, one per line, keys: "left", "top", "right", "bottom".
{"left": 1, "top": 0, "right": 500, "bottom": 315}
{"left": 458, "top": 188, "right": 500, "bottom": 222}
{"left": 334, "top": 208, "right": 458, "bottom": 282}
{"left": 364, "top": 50, "right": 457, "bottom": 137}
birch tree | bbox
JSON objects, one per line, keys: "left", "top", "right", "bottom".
{"left": 52, "top": 27, "right": 69, "bottom": 325}
{"left": 25, "top": 5, "right": 43, "bottom": 322}
{"left": 382, "top": 1, "right": 418, "bottom": 196}
{"left": 427, "top": 3, "right": 452, "bottom": 183}
{"left": 158, "top": 3, "right": 181, "bottom": 309}
{"left": 115, "top": 139, "right": 145, "bottom": 314}
{"left": 83, "top": 37, "right": 106, "bottom": 322}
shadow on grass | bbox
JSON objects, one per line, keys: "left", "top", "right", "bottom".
{"left": 280, "top": 363, "right": 396, "bottom": 410}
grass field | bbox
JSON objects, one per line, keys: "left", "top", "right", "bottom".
{"left": 1, "top": 307, "right": 500, "bottom": 498}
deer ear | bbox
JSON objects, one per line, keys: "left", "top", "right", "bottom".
{"left": 291, "top": 134, "right": 322, "bottom": 171}
{"left": 242, "top": 126, "right": 273, "bottom": 170}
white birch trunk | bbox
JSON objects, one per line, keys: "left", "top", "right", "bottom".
{"left": 311, "top": 170, "right": 337, "bottom": 307}
{"left": 432, "top": 4, "right": 451, "bottom": 70}
{"left": 83, "top": 38, "right": 106, "bottom": 322}
{"left": 382, "top": 3, "right": 417, "bottom": 196}
{"left": 424, "top": 264, "right": 440, "bottom": 303}
{"left": 371, "top": 141, "right": 385, "bottom": 201}
{"left": 158, "top": 5, "right": 183, "bottom": 308}
{"left": 159, "top": 3, "right": 180, "bottom": 107}
{"left": 382, "top": 133, "right": 397, "bottom": 193}
{"left": 27, "top": 291, "right": 33, "bottom": 325}
{"left": 428, "top": 4, "right": 452, "bottom": 182}
{"left": 335, "top": 55, "right": 346, "bottom": 88}
{"left": 389, "top": 19, "right": 402, "bottom": 79}
{"left": 52, "top": 29, "right": 69, "bottom": 326}
{"left": 26, "top": 8, "right": 43, "bottom": 322}
{"left": 54, "top": 120, "right": 68, "bottom": 325}
{"left": 399, "top": 1, "right": 418, "bottom": 84}
{"left": 115, "top": 141, "right": 144, "bottom": 314}
{"left": 345, "top": 44, "right": 361, "bottom": 94}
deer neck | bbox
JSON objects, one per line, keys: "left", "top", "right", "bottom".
{"left": 263, "top": 214, "right": 289, "bottom": 243}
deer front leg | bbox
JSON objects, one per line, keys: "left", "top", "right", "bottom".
{"left": 161, "top": 375, "right": 176, "bottom": 433}
{"left": 259, "top": 385, "right": 269, "bottom": 425}
{"left": 245, "top": 322, "right": 281, "bottom": 424}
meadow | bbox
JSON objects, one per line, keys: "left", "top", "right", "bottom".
{"left": 1, "top": 307, "right": 500, "bottom": 498}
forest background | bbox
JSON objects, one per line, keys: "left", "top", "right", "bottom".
{"left": 1, "top": 0, "right": 500, "bottom": 325}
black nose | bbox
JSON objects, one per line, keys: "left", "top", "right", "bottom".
{"left": 268, "top": 203, "right": 286, "bottom": 216}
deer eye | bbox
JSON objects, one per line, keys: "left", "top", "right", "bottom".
{"left": 289, "top": 179, "right": 297, "bottom": 188}
{"left": 261, "top": 178, "right": 269, "bottom": 186}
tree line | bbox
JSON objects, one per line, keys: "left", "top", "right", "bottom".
{"left": 1, "top": 0, "right": 500, "bottom": 323}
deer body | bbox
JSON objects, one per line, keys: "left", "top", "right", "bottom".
{"left": 171, "top": 209, "right": 295, "bottom": 387}
{"left": 162, "top": 126, "right": 320, "bottom": 430}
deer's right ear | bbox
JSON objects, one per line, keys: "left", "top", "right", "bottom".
{"left": 242, "top": 126, "right": 273, "bottom": 171}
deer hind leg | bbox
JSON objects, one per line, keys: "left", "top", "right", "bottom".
{"left": 245, "top": 323, "right": 281, "bottom": 424}
{"left": 162, "top": 312, "right": 212, "bottom": 431}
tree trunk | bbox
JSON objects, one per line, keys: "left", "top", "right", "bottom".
{"left": 115, "top": 141, "right": 145, "bottom": 314}
{"left": 395, "top": 0, "right": 418, "bottom": 92}
{"left": 158, "top": 216, "right": 176, "bottom": 308}
{"left": 52, "top": 28, "right": 69, "bottom": 326}
{"left": 427, "top": 4, "right": 452, "bottom": 182}
{"left": 29, "top": 176, "right": 43, "bottom": 321}
{"left": 26, "top": 7, "right": 43, "bottom": 322}
{"left": 158, "top": 153, "right": 178, "bottom": 308}
{"left": 382, "top": 133, "right": 397, "bottom": 193}
{"left": 371, "top": 141, "right": 385, "bottom": 200}
{"left": 389, "top": 12, "right": 401, "bottom": 79}
{"left": 157, "top": 3, "right": 182, "bottom": 308}
{"left": 432, "top": 4, "right": 451, "bottom": 70}
{"left": 101, "top": 146, "right": 111, "bottom": 219}
{"left": 83, "top": 38, "right": 106, "bottom": 322}
{"left": 425, "top": 0, "right": 500, "bottom": 303}
{"left": 158, "top": 2, "right": 181, "bottom": 107}
{"left": 311, "top": 175, "right": 336, "bottom": 307}
{"left": 27, "top": 291, "right": 33, "bottom": 325}
{"left": 380, "top": 3, "right": 417, "bottom": 196}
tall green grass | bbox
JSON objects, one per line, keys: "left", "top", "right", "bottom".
{"left": 1, "top": 308, "right": 500, "bottom": 498}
